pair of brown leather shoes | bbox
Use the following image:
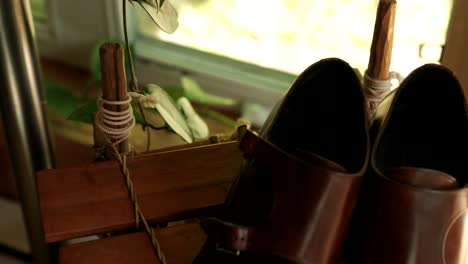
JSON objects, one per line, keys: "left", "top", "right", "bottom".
{"left": 193, "top": 58, "right": 468, "bottom": 264}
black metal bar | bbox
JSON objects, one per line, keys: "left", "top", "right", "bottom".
{"left": 0, "top": 0, "right": 56, "bottom": 263}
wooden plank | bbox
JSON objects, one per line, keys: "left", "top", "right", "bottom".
{"left": 37, "top": 141, "right": 242, "bottom": 243}
{"left": 59, "top": 223, "right": 206, "bottom": 264}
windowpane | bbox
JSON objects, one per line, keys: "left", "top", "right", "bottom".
{"left": 139, "top": 0, "right": 452, "bottom": 77}
{"left": 30, "top": 0, "right": 47, "bottom": 24}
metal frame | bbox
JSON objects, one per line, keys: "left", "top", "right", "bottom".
{"left": 0, "top": 0, "right": 55, "bottom": 263}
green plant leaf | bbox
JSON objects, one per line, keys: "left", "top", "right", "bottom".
{"left": 177, "top": 97, "right": 209, "bottom": 139}
{"left": 161, "top": 85, "right": 185, "bottom": 101}
{"left": 67, "top": 101, "right": 97, "bottom": 124}
{"left": 131, "top": 103, "right": 145, "bottom": 124}
{"left": 146, "top": 84, "right": 193, "bottom": 143}
{"left": 132, "top": 103, "right": 164, "bottom": 127}
{"left": 134, "top": 0, "right": 162, "bottom": 13}
{"left": 180, "top": 76, "right": 237, "bottom": 106}
{"left": 45, "top": 81, "right": 79, "bottom": 117}
{"left": 137, "top": 0, "right": 179, "bottom": 33}
{"left": 89, "top": 43, "right": 102, "bottom": 83}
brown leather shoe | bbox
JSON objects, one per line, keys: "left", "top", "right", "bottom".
{"left": 351, "top": 64, "right": 468, "bottom": 264}
{"left": 193, "top": 58, "right": 369, "bottom": 264}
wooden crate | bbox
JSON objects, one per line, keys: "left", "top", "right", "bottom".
{"left": 37, "top": 141, "right": 243, "bottom": 263}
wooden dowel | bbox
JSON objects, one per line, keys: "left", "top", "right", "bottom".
{"left": 367, "top": 0, "right": 397, "bottom": 80}
{"left": 93, "top": 113, "right": 106, "bottom": 155}
{"left": 99, "top": 42, "right": 129, "bottom": 154}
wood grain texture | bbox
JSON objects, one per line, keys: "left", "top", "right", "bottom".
{"left": 59, "top": 223, "right": 206, "bottom": 264}
{"left": 37, "top": 141, "right": 242, "bottom": 242}
{"left": 367, "top": 0, "right": 397, "bottom": 80}
{"left": 99, "top": 43, "right": 129, "bottom": 153}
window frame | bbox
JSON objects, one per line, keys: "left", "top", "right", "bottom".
{"left": 36, "top": 0, "right": 465, "bottom": 106}
{"left": 134, "top": 36, "right": 295, "bottom": 105}
{"left": 35, "top": 0, "right": 294, "bottom": 106}
{"left": 441, "top": 0, "right": 468, "bottom": 95}
{"left": 35, "top": 0, "right": 128, "bottom": 68}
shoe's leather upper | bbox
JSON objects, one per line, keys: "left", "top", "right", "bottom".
{"left": 203, "top": 127, "right": 364, "bottom": 263}
{"left": 356, "top": 64, "right": 468, "bottom": 264}
{"left": 194, "top": 58, "right": 369, "bottom": 264}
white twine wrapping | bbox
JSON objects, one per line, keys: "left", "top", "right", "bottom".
{"left": 95, "top": 96, "right": 135, "bottom": 146}
{"left": 364, "top": 71, "right": 404, "bottom": 111}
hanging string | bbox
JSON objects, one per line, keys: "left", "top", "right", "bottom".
{"left": 128, "top": 91, "right": 159, "bottom": 109}
{"left": 364, "top": 71, "right": 404, "bottom": 112}
{"left": 95, "top": 95, "right": 167, "bottom": 264}
{"left": 127, "top": 91, "right": 156, "bottom": 151}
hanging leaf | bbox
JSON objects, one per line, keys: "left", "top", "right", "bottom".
{"left": 180, "top": 76, "right": 237, "bottom": 106}
{"left": 133, "top": 103, "right": 166, "bottom": 128}
{"left": 146, "top": 84, "right": 193, "bottom": 143}
{"left": 177, "top": 97, "right": 209, "bottom": 139}
{"left": 45, "top": 81, "right": 79, "bottom": 117}
{"left": 144, "top": 108, "right": 166, "bottom": 128}
{"left": 137, "top": 0, "right": 179, "bottom": 33}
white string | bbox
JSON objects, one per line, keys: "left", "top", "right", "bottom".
{"left": 391, "top": 71, "right": 405, "bottom": 85}
{"left": 95, "top": 96, "right": 135, "bottom": 146}
{"left": 128, "top": 91, "right": 145, "bottom": 100}
{"left": 95, "top": 94, "right": 167, "bottom": 264}
{"left": 364, "top": 71, "right": 405, "bottom": 111}
{"left": 128, "top": 91, "right": 158, "bottom": 108}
